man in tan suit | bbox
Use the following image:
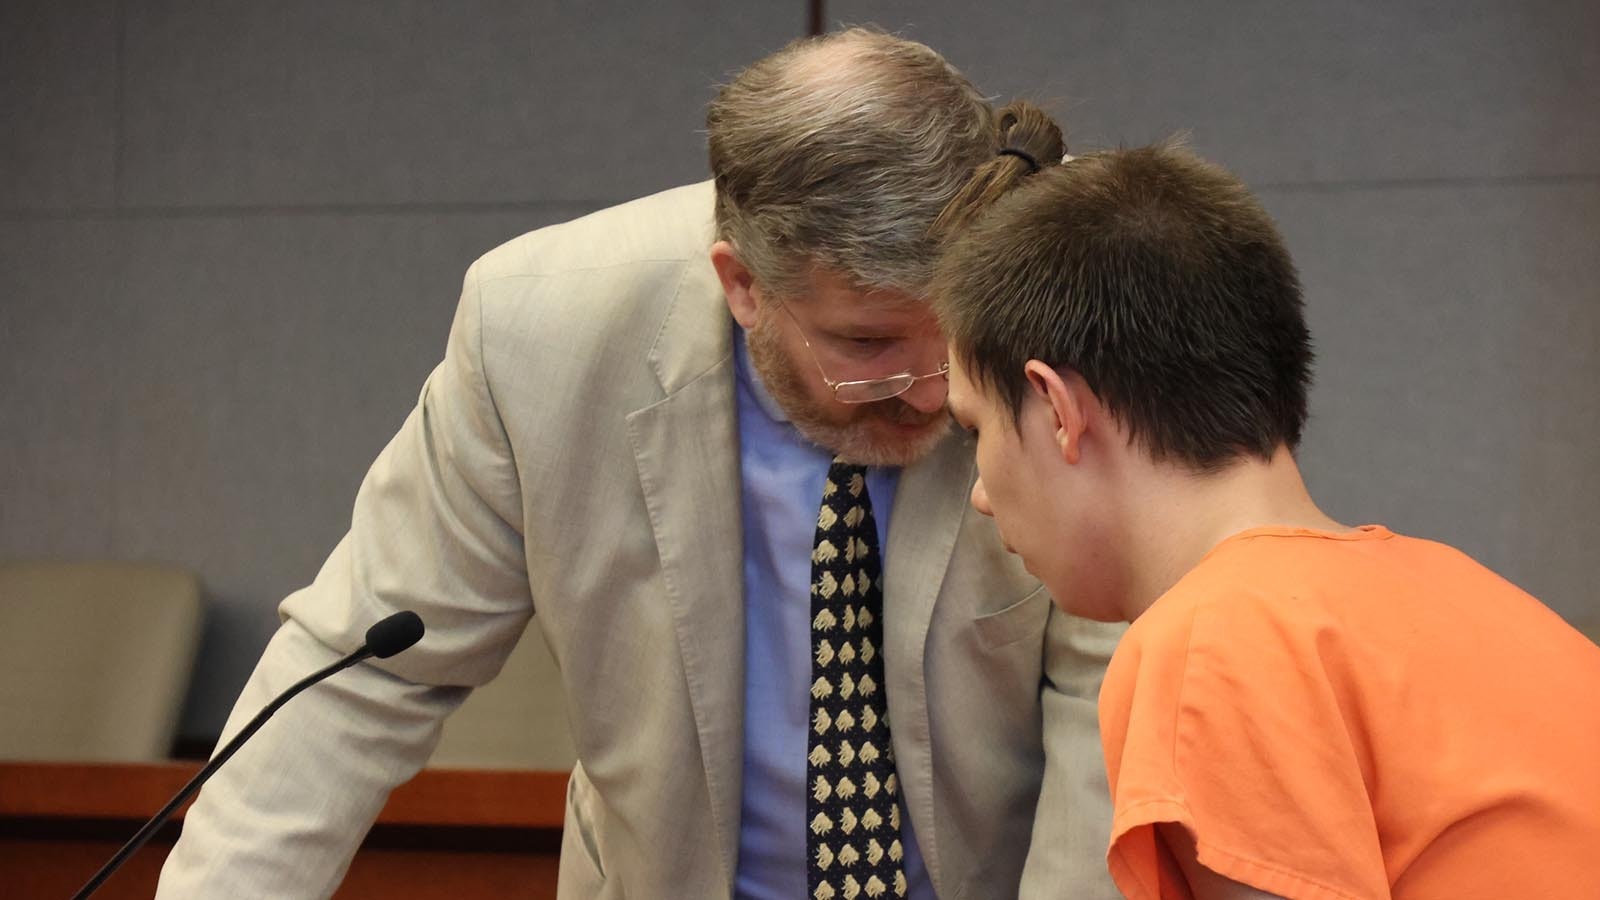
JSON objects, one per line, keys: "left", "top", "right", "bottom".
{"left": 158, "top": 29, "right": 1121, "bottom": 899}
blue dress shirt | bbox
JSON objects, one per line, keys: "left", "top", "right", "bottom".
{"left": 732, "top": 330, "right": 933, "bottom": 900}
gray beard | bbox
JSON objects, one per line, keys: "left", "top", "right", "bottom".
{"left": 743, "top": 318, "right": 950, "bottom": 468}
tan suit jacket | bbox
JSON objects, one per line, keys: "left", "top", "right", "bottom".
{"left": 158, "top": 182, "right": 1123, "bottom": 899}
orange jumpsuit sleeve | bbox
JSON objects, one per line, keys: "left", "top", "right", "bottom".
{"left": 1099, "top": 590, "right": 1391, "bottom": 900}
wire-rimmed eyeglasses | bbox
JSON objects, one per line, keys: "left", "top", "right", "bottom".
{"left": 775, "top": 301, "right": 949, "bottom": 404}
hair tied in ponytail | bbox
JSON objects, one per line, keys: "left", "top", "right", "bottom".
{"left": 928, "top": 99, "right": 1064, "bottom": 242}
{"left": 997, "top": 147, "right": 1041, "bottom": 173}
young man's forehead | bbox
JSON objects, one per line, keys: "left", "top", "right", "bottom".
{"left": 944, "top": 355, "right": 982, "bottom": 414}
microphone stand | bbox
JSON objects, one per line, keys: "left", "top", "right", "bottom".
{"left": 69, "top": 645, "right": 374, "bottom": 900}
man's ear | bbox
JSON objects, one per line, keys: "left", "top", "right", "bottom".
{"left": 710, "top": 240, "right": 760, "bottom": 329}
{"left": 1024, "top": 360, "right": 1088, "bottom": 465}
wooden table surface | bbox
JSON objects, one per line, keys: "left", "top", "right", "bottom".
{"left": 0, "top": 761, "right": 569, "bottom": 899}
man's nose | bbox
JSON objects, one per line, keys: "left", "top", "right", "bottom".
{"left": 899, "top": 371, "right": 949, "bottom": 414}
{"left": 970, "top": 478, "right": 993, "bottom": 517}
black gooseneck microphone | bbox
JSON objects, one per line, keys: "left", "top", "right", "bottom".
{"left": 70, "top": 610, "right": 426, "bottom": 900}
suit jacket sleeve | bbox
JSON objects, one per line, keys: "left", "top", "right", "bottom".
{"left": 157, "top": 262, "right": 537, "bottom": 898}
{"left": 1017, "top": 606, "right": 1127, "bottom": 899}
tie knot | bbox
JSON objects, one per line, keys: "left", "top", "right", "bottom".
{"left": 828, "top": 457, "right": 867, "bottom": 479}
{"left": 825, "top": 460, "right": 869, "bottom": 506}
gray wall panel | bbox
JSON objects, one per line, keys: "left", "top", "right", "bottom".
{"left": 1270, "top": 182, "right": 1600, "bottom": 630}
{"left": 2, "top": 208, "right": 591, "bottom": 738}
{"left": 100, "top": 208, "right": 597, "bottom": 736}
{"left": 120, "top": 1, "right": 798, "bottom": 207}
{"left": 0, "top": 221, "right": 123, "bottom": 556}
{"left": 837, "top": 1, "right": 1600, "bottom": 183}
{"left": 0, "top": 0, "right": 119, "bottom": 209}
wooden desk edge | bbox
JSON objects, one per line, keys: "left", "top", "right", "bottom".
{"left": 0, "top": 761, "right": 569, "bottom": 830}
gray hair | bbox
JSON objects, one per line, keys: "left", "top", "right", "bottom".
{"left": 707, "top": 27, "right": 997, "bottom": 299}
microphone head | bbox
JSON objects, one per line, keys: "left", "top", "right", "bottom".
{"left": 365, "top": 611, "right": 425, "bottom": 659}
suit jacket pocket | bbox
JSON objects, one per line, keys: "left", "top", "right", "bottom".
{"left": 972, "top": 583, "right": 1052, "bottom": 651}
{"left": 558, "top": 762, "right": 607, "bottom": 896}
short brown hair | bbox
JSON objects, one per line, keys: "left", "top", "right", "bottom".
{"left": 934, "top": 141, "right": 1313, "bottom": 470}
{"left": 707, "top": 27, "right": 996, "bottom": 297}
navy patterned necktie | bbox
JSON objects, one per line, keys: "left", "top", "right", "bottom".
{"left": 806, "top": 458, "right": 906, "bottom": 900}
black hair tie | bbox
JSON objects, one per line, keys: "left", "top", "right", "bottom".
{"left": 997, "top": 147, "right": 1040, "bottom": 173}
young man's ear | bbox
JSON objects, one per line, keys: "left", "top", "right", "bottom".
{"left": 1024, "top": 360, "right": 1088, "bottom": 465}
{"left": 710, "top": 241, "right": 760, "bottom": 329}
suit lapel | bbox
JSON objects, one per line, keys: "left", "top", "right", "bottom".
{"left": 625, "top": 256, "right": 745, "bottom": 891}
{"left": 882, "top": 433, "right": 975, "bottom": 893}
